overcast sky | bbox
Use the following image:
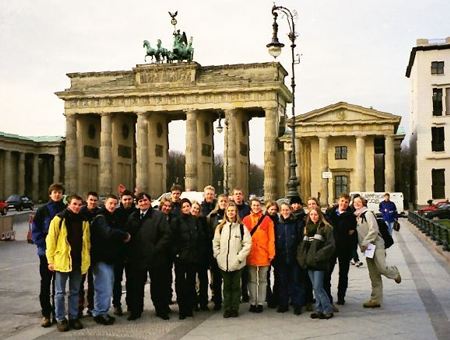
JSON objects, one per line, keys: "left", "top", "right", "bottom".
{"left": 1, "top": 0, "right": 449, "bottom": 165}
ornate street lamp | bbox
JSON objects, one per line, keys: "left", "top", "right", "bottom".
{"left": 267, "top": 4, "right": 300, "bottom": 200}
{"left": 216, "top": 112, "right": 229, "bottom": 195}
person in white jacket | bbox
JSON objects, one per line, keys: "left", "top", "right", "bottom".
{"left": 353, "top": 195, "right": 401, "bottom": 308}
{"left": 213, "top": 202, "right": 252, "bottom": 318}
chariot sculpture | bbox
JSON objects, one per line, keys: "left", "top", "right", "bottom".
{"left": 143, "top": 11, "right": 194, "bottom": 63}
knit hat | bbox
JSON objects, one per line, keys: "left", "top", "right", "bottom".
{"left": 290, "top": 196, "right": 303, "bottom": 205}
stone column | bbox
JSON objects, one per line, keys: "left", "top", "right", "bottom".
{"left": 53, "top": 153, "right": 61, "bottom": 184}
{"left": 3, "top": 151, "right": 13, "bottom": 196}
{"left": 225, "top": 109, "right": 237, "bottom": 193}
{"left": 319, "top": 136, "right": 329, "bottom": 206}
{"left": 18, "top": 153, "right": 25, "bottom": 194}
{"left": 263, "top": 107, "right": 278, "bottom": 201}
{"left": 65, "top": 114, "right": 78, "bottom": 193}
{"left": 185, "top": 110, "right": 198, "bottom": 191}
{"left": 32, "top": 154, "right": 39, "bottom": 201}
{"left": 385, "top": 134, "right": 395, "bottom": 192}
{"left": 355, "top": 135, "right": 366, "bottom": 192}
{"left": 99, "top": 113, "right": 113, "bottom": 194}
{"left": 135, "top": 113, "right": 148, "bottom": 193}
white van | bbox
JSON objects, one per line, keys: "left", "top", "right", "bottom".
{"left": 350, "top": 192, "right": 404, "bottom": 216}
{"left": 151, "top": 191, "right": 204, "bottom": 209}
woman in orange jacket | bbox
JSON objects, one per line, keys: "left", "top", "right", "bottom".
{"left": 242, "top": 198, "right": 275, "bottom": 313}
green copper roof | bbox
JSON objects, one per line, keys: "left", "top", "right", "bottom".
{"left": 0, "top": 131, "right": 64, "bottom": 143}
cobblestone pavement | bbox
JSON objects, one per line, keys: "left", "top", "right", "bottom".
{"left": 1, "top": 215, "right": 449, "bottom": 340}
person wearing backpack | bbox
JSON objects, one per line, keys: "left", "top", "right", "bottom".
{"left": 213, "top": 202, "right": 252, "bottom": 318}
{"left": 32, "top": 183, "right": 66, "bottom": 328}
{"left": 353, "top": 195, "right": 401, "bottom": 308}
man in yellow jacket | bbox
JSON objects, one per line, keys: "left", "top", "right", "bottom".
{"left": 46, "top": 194, "right": 90, "bottom": 332}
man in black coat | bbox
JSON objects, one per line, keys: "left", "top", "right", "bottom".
{"left": 90, "top": 195, "right": 130, "bottom": 325}
{"left": 112, "top": 190, "right": 137, "bottom": 316}
{"left": 126, "top": 192, "right": 172, "bottom": 321}
{"left": 324, "top": 193, "right": 357, "bottom": 306}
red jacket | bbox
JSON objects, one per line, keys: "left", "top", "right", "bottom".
{"left": 243, "top": 211, "right": 275, "bottom": 266}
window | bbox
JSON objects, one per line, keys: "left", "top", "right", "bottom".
{"left": 433, "top": 88, "right": 443, "bottom": 116}
{"left": 334, "top": 175, "right": 348, "bottom": 198}
{"left": 335, "top": 146, "right": 347, "bottom": 159}
{"left": 431, "top": 169, "right": 445, "bottom": 199}
{"left": 446, "top": 88, "right": 450, "bottom": 115}
{"left": 431, "top": 61, "right": 444, "bottom": 75}
{"left": 431, "top": 127, "right": 445, "bottom": 151}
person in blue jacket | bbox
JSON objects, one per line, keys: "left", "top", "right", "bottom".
{"left": 379, "top": 193, "right": 398, "bottom": 235}
{"left": 32, "top": 183, "right": 66, "bottom": 328}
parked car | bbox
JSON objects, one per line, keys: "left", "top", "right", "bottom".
{"left": 6, "top": 194, "right": 34, "bottom": 211}
{"left": 425, "top": 203, "right": 450, "bottom": 220}
{"left": 0, "top": 199, "right": 8, "bottom": 215}
{"left": 418, "top": 199, "right": 449, "bottom": 215}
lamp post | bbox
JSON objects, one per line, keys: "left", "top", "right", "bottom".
{"left": 216, "top": 113, "right": 229, "bottom": 195}
{"left": 267, "top": 4, "right": 300, "bottom": 200}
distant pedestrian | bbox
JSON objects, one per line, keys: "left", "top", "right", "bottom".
{"left": 353, "top": 195, "right": 401, "bottom": 308}
{"left": 46, "top": 195, "right": 90, "bottom": 332}
{"left": 379, "top": 193, "right": 398, "bottom": 235}
{"left": 32, "top": 183, "right": 66, "bottom": 328}
{"left": 213, "top": 203, "right": 252, "bottom": 318}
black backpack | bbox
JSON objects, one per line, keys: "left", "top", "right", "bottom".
{"left": 361, "top": 211, "right": 394, "bottom": 249}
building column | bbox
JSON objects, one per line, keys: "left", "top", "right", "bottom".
{"left": 99, "top": 113, "right": 113, "bottom": 194}
{"left": 196, "top": 111, "right": 214, "bottom": 191}
{"left": 385, "top": 134, "right": 395, "bottom": 192}
{"left": 263, "top": 107, "right": 278, "bottom": 201}
{"left": 53, "top": 153, "right": 61, "bottom": 184}
{"left": 355, "top": 135, "right": 366, "bottom": 192}
{"left": 4, "top": 151, "right": 13, "bottom": 196}
{"left": 225, "top": 109, "right": 237, "bottom": 193}
{"left": 319, "top": 136, "right": 329, "bottom": 206}
{"left": 65, "top": 114, "right": 78, "bottom": 193}
{"left": 18, "top": 153, "right": 25, "bottom": 194}
{"left": 135, "top": 113, "right": 148, "bottom": 193}
{"left": 32, "top": 154, "right": 39, "bottom": 201}
{"left": 185, "top": 110, "right": 198, "bottom": 191}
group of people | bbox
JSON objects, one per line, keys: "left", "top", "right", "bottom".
{"left": 32, "top": 182, "right": 402, "bottom": 332}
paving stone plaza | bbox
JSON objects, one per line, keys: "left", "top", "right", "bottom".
{"left": 1, "top": 214, "right": 449, "bottom": 340}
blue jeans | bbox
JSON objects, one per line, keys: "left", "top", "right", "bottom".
{"left": 308, "top": 270, "right": 333, "bottom": 314}
{"left": 55, "top": 269, "right": 82, "bottom": 321}
{"left": 92, "top": 262, "right": 114, "bottom": 317}
{"left": 385, "top": 221, "right": 394, "bottom": 235}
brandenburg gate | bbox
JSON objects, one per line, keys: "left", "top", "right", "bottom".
{"left": 56, "top": 62, "right": 291, "bottom": 200}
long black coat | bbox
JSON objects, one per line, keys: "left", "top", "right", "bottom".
{"left": 325, "top": 205, "right": 357, "bottom": 255}
{"left": 127, "top": 209, "right": 172, "bottom": 269}
{"left": 171, "top": 213, "right": 206, "bottom": 266}
{"left": 90, "top": 208, "right": 128, "bottom": 264}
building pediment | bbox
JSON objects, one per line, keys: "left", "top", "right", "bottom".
{"left": 294, "top": 102, "right": 401, "bottom": 126}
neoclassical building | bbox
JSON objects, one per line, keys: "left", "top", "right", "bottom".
{"left": 0, "top": 132, "right": 64, "bottom": 201}
{"left": 281, "top": 102, "right": 404, "bottom": 205}
{"left": 56, "top": 62, "right": 291, "bottom": 200}
{"left": 406, "top": 37, "right": 450, "bottom": 206}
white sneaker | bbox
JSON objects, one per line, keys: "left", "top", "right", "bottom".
{"left": 356, "top": 261, "right": 363, "bottom": 267}
{"left": 351, "top": 260, "right": 356, "bottom": 266}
